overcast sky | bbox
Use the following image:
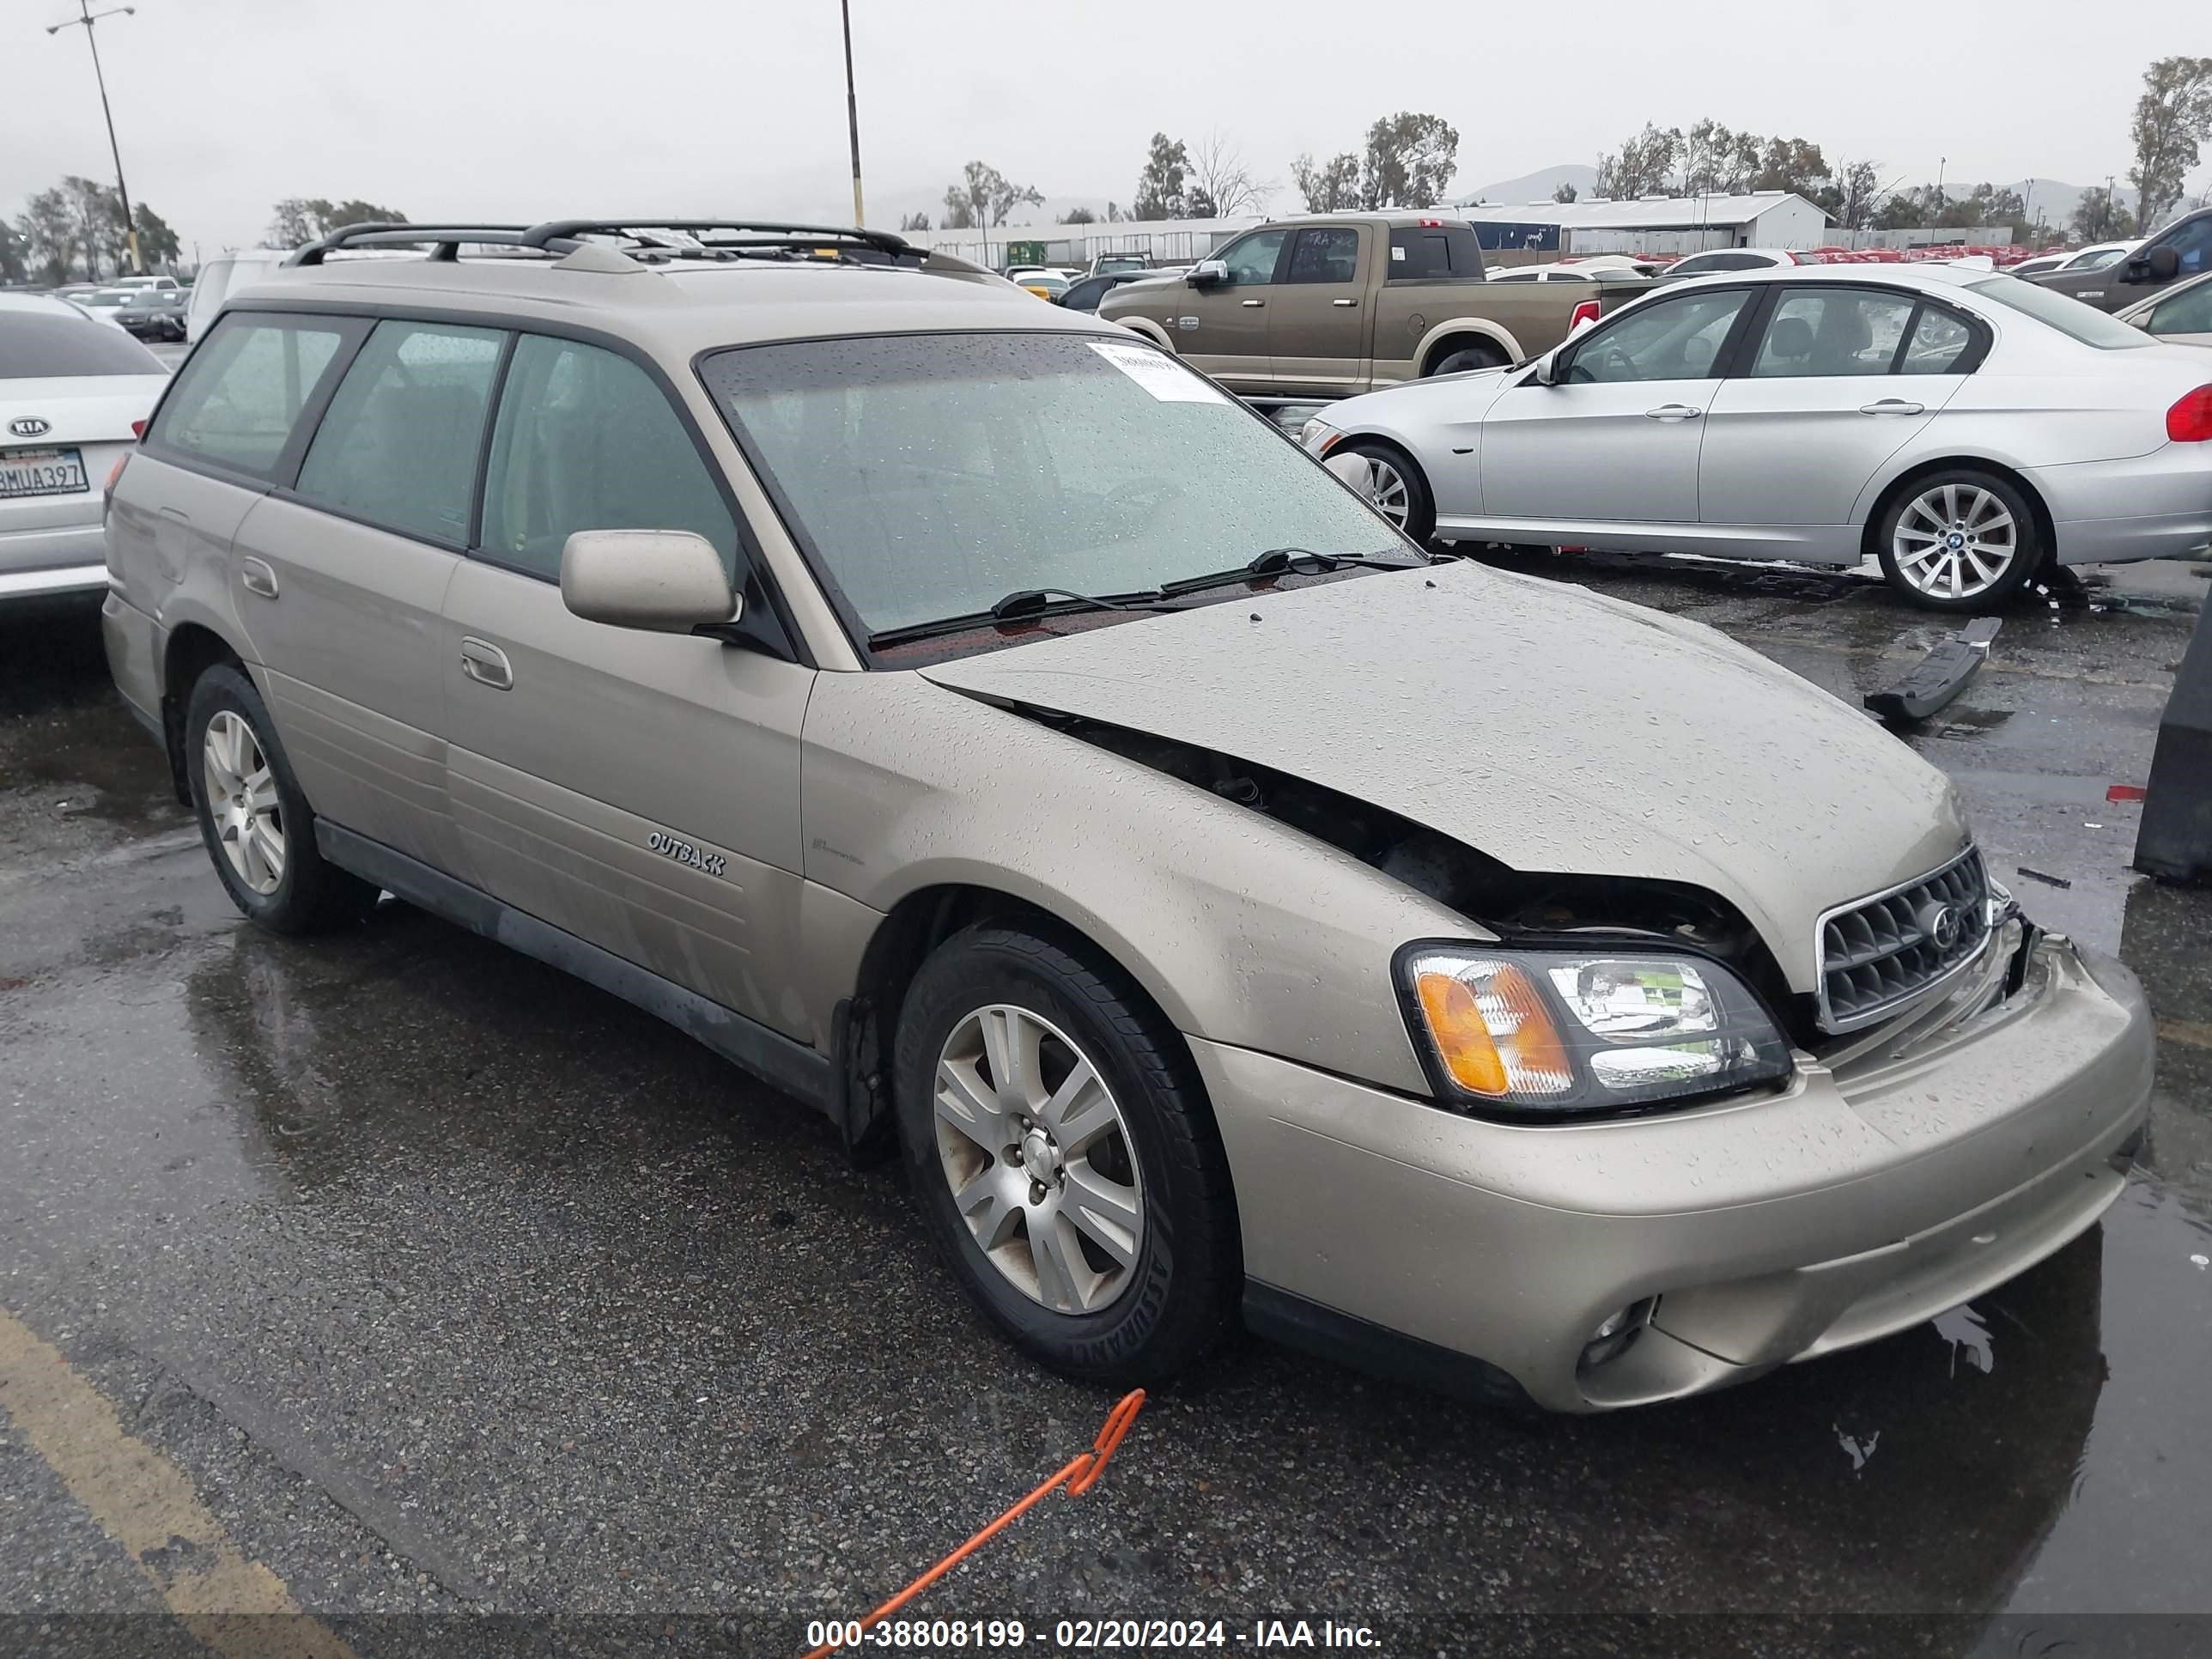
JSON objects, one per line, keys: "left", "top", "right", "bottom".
{"left": 3, "top": 0, "right": 2206, "bottom": 256}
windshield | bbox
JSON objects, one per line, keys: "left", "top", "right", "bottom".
{"left": 700, "top": 331, "right": 1412, "bottom": 637}
{"left": 1967, "top": 275, "right": 2153, "bottom": 348}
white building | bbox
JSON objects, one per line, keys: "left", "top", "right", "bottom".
{"left": 1456, "top": 191, "right": 1832, "bottom": 256}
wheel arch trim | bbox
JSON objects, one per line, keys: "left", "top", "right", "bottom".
{"left": 1415, "top": 318, "right": 1523, "bottom": 376}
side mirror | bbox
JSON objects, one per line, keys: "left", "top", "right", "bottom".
{"left": 1188, "top": 259, "right": 1228, "bottom": 288}
{"left": 2144, "top": 245, "right": 2181, "bottom": 283}
{"left": 560, "top": 530, "right": 737, "bottom": 633}
{"left": 1525, "top": 351, "right": 1559, "bottom": 386}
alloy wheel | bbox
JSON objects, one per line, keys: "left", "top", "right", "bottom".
{"left": 932, "top": 1004, "right": 1144, "bottom": 1316}
{"left": 1350, "top": 455, "right": 1411, "bottom": 528}
{"left": 202, "top": 709, "right": 286, "bottom": 896}
{"left": 1891, "top": 483, "right": 2018, "bottom": 601}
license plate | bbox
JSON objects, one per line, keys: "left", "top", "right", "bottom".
{"left": 0, "top": 446, "right": 88, "bottom": 498}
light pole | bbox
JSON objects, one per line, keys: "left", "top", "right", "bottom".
{"left": 1935, "top": 156, "right": 1945, "bottom": 220}
{"left": 46, "top": 1, "right": 143, "bottom": 275}
{"left": 839, "top": 0, "right": 865, "bottom": 227}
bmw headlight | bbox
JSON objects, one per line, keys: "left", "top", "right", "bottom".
{"left": 1298, "top": 416, "right": 1342, "bottom": 455}
{"left": 1398, "top": 945, "right": 1794, "bottom": 1116}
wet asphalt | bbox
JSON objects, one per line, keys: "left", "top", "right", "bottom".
{"left": 2, "top": 548, "right": 2209, "bottom": 1659}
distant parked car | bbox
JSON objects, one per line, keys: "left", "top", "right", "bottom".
{"left": 1087, "top": 252, "right": 1154, "bottom": 276}
{"left": 0, "top": 292, "right": 168, "bottom": 605}
{"left": 112, "top": 287, "right": 188, "bottom": 342}
{"left": 2115, "top": 268, "right": 2212, "bottom": 348}
{"left": 1301, "top": 264, "right": 2212, "bottom": 611}
{"left": 1656, "top": 248, "right": 1811, "bottom": 282}
{"left": 1015, "top": 271, "right": 1070, "bottom": 301}
{"left": 2029, "top": 207, "right": 2212, "bottom": 312}
{"left": 111, "top": 275, "right": 183, "bottom": 293}
{"left": 2053, "top": 240, "right": 2136, "bottom": 272}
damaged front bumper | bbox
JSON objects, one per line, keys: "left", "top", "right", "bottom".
{"left": 1201, "top": 926, "right": 2154, "bottom": 1412}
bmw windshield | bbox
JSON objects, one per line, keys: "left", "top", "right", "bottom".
{"left": 698, "top": 331, "right": 1413, "bottom": 641}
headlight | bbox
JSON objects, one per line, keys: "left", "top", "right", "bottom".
{"left": 1398, "top": 945, "right": 1793, "bottom": 1116}
{"left": 1298, "top": 416, "right": 1341, "bottom": 454}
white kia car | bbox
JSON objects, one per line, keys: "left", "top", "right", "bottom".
{"left": 1302, "top": 264, "right": 2212, "bottom": 610}
{"left": 1, "top": 292, "right": 170, "bottom": 605}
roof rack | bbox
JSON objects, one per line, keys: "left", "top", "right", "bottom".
{"left": 287, "top": 218, "right": 916, "bottom": 269}
{"left": 288, "top": 224, "right": 532, "bottom": 265}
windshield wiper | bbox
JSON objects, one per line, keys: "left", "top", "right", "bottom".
{"left": 1157, "top": 546, "right": 1425, "bottom": 599}
{"left": 866, "top": 586, "right": 1170, "bottom": 650}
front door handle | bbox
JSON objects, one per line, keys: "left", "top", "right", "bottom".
{"left": 1241, "top": 298, "right": 1265, "bottom": 307}
{"left": 1644, "top": 404, "right": 1702, "bottom": 421}
{"left": 1859, "top": 398, "right": 1926, "bottom": 416}
{"left": 1332, "top": 297, "right": 1357, "bottom": 307}
{"left": 239, "top": 556, "right": 279, "bottom": 599}
{"left": 459, "top": 637, "right": 514, "bottom": 690}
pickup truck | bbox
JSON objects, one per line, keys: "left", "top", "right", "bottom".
{"left": 1097, "top": 213, "right": 1650, "bottom": 398}
{"left": 2027, "top": 204, "right": 2211, "bottom": 313}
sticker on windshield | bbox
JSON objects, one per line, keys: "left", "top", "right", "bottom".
{"left": 1086, "top": 339, "right": 1228, "bottom": 404}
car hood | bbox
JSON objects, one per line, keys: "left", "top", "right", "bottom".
{"left": 918, "top": 560, "right": 1969, "bottom": 991}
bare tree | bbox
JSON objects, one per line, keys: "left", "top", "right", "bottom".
{"left": 1291, "top": 151, "right": 1362, "bottom": 212}
{"left": 1185, "top": 129, "right": 1271, "bottom": 220}
{"left": 939, "top": 162, "right": 1042, "bottom": 231}
{"left": 1060, "top": 206, "right": 1097, "bottom": 225}
{"left": 1593, "top": 123, "right": 1680, "bottom": 199}
{"left": 1552, "top": 180, "right": 1578, "bottom": 204}
{"left": 2128, "top": 55, "right": 2212, "bottom": 233}
{"left": 897, "top": 211, "right": 931, "bottom": 233}
{"left": 2071, "top": 183, "right": 2128, "bottom": 242}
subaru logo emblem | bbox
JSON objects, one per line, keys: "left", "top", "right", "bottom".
{"left": 8, "top": 416, "right": 51, "bottom": 438}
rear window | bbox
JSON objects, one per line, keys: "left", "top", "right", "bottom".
{"left": 1389, "top": 226, "right": 1480, "bottom": 279}
{"left": 149, "top": 314, "right": 348, "bottom": 475}
{"left": 1966, "top": 276, "right": 2152, "bottom": 348}
{"left": 0, "top": 310, "right": 166, "bottom": 378}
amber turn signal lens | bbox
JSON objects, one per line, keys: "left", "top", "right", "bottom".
{"left": 1415, "top": 971, "right": 1508, "bottom": 1095}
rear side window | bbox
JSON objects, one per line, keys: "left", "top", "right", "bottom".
{"left": 1900, "top": 304, "right": 1977, "bottom": 374}
{"left": 0, "top": 308, "right": 167, "bottom": 377}
{"left": 478, "top": 334, "right": 736, "bottom": 580}
{"left": 294, "top": 319, "right": 505, "bottom": 546}
{"left": 1747, "top": 289, "right": 1917, "bottom": 378}
{"left": 149, "top": 315, "right": 345, "bottom": 475}
{"left": 1389, "top": 226, "right": 1480, "bottom": 279}
{"left": 1284, "top": 227, "right": 1361, "bottom": 284}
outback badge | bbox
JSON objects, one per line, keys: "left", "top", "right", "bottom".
{"left": 647, "top": 830, "right": 726, "bottom": 878}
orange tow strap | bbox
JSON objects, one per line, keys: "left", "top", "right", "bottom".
{"left": 799, "top": 1389, "right": 1147, "bottom": 1658}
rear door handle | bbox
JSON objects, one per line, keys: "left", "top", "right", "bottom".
{"left": 459, "top": 637, "right": 514, "bottom": 690}
{"left": 1241, "top": 298, "right": 1265, "bottom": 307}
{"left": 1859, "top": 398, "right": 1926, "bottom": 416}
{"left": 1644, "top": 404, "right": 1702, "bottom": 421}
{"left": 239, "top": 556, "right": 279, "bottom": 599}
{"left": 1332, "top": 297, "right": 1357, "bottom": 307}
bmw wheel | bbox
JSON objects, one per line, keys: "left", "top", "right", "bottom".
{"left": 895, "top": 924, "right": 1240, "bottom": 1383}
{"left": 1876, "top": 470, "right": 2044, "bottom": 612}
{"left": 1335, "top": 439, "right": 1436, "bottom": 543}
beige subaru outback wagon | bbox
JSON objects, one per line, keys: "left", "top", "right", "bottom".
{"left": 102, "top": 218, "right": 2154, "bottom": 1412}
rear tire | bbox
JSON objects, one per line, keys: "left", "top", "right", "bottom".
{"left": 894, "top": 924, "right": 1240, "bottom": 1385}
{"left": 1875, "top": 469, "right": 2045, "bottom": 612}
{"left": 185, "top": 664, "right": 380, "bottom": 935}
{"left": 1336, "top": 439, "right": 1436, "bottom": 543}
{"left": 1427, "top": 341, "right": 1508, "bottom": 377}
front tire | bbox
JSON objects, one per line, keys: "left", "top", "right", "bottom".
{"left": 1875, "top": 470, "right": 2045, "bottom": 611}
{"left": 1427, "top": 341, "right": 1507, "bottom": 377}
{"left": 894, "top": 925, "right": 1240, "bottom": 1385}
{"left": 1336, "top": 439, "right": 1436, "bottom": 543}
{"left": 185, "top": 664, "right": 379, "bottom": 934}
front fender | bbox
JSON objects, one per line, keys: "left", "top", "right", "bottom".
{"left": 799, "top": 671, "right": 1455, "bottom": 1097}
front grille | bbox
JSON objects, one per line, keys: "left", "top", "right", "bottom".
{"left": 1816, "top": 848, "right": 1991, "bottom": 1033}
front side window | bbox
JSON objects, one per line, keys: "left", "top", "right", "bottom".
{"left": 1284, "top": 227, "right": 1361, "bottom": 285}
{"left": 149, "top": 314, "right": 345, "bottom": 475}
{"left": 701, "top": 332, "right": 1413, "bottom": 640}
{"left": 1564, "top": 289, "right": 1750, "bottom": 383}
{"left": 480, "top": 334, "right": 737, "bottom": 581}
{"left": 1747, "top": 289, "right": 1917, "bottom": 378}
{"left": 1215, "top": 229, "right": 1287, "bottom": 286}
{"left": 2159, "top": 216, "right": 2212, "bottom": 276}
{"left": 294, "top": 319, "right": 504, "bottom": 545}
{"left": 2148, "top": 280, "right": 2212, "bottom": 337}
